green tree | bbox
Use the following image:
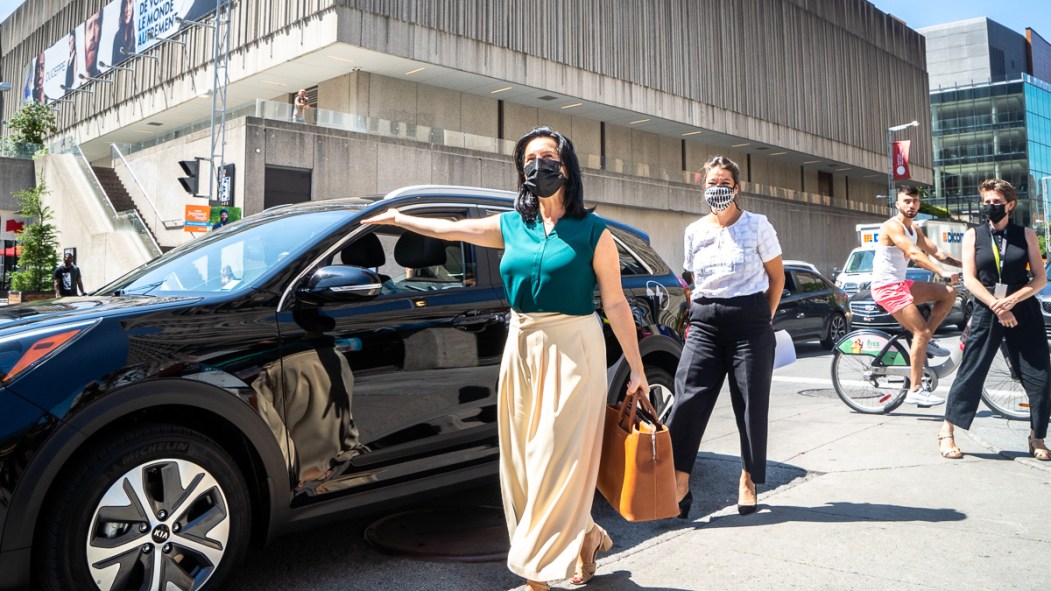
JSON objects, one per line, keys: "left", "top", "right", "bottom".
{"left": 6, "top": 100, "right": 57, "bottom": 146}
{"left": 918, "top": 202, "right": 952, "bottom": 219}
{"left": 9, "top": 182, "right": 60, "bottom": 293}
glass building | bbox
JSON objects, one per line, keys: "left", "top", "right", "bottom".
{"left": 922, "top": 17, "right": 1051, "bottom": 227}
{"left": 929, "top": 75, "right": 1051, "bottom": 225}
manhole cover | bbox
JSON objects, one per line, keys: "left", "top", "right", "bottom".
{"left": 364, "top": 506, "right": 508, "bottom": 562}
{"left": 798, "top": 388, "right": 840, "bottom": 399}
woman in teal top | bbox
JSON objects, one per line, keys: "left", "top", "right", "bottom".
{"left": 364, "top": 127, "right": 647, "bottom": 590}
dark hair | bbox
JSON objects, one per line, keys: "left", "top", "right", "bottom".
{"left": 979, "top": 178, "right": 1018, "bottom": 203}
{"left": 511, "top": 127, "right": 587, "bottom": 223}
{"left": 897, "top": 185, "right": 920, "bottom": 198}
{"left": 702, "top": 155, "right": 741, "bottom": 187}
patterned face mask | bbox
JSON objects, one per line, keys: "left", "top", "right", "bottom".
{"left": 704, "top": 185, "right": 735, "bottom": 212}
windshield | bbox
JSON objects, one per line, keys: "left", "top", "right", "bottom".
{"left": 98, "top": 210, "right": 352, "bottom": 296}
{"left": 843, "top": 250, "right": 874, "bottom": 274}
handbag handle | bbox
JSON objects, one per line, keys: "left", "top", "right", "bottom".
{"left": 616, "top": 387, "right": 664, "bottom": 431}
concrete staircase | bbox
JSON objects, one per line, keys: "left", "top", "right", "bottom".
{"left": 92, "top": 165, "right": 172, "bottom": 252}
{"left": 91, "top": 166, "right": 139, "bottom": 215}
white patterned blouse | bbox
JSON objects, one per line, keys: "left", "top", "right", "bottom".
{"left": 683, "top": 210, "right": 782, "bottom": 300}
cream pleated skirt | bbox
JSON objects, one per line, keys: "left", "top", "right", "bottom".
{"left": 498, "top": 311, "right": 608, "bottom": 581}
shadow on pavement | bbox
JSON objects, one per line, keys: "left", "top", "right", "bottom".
{"left": 697, "top": 500, "right": 966, "bottom": 530}
{"left": 582, "top": 570, "right": 692, "bottom": 591}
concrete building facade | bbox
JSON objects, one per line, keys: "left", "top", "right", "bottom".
{"left": 1, "top": 0, "right": 935, "bottom": 284}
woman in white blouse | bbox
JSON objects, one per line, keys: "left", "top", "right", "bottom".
{"left": 667, "top": 155, "right": 784, "bottom": 518}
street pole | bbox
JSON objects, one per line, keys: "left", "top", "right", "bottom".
{"left": 887, "top": 120, "right": 919, "bottom": 214}
{"left": 0, "top": 81, "right": 11, "bottom": 139}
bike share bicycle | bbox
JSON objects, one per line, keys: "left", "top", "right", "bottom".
{"left": 830, "top": 323, "right": 1029, "bottom": 419}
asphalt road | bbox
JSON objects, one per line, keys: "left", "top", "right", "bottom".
{"left": 226, "top": 328, "right": 972, "bottom": 591}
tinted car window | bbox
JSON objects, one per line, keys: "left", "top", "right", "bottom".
{"left": 795, "top": 271, "right": 827, "bottom": 293}
{"left": 370, "top": 228, "right": 477, "bottom": 293}
{"left": 616, "top": 240, "right": 649, "bottom": 276}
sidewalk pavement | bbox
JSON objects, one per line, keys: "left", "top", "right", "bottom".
{"left": 565, "top": 390, "right": 1051, "bottom": 591}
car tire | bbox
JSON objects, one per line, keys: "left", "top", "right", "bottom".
{"left": 36, "top": 423, "right": 251, "bottom": 591}
{"left": 820, "top": 313, "right": 849, "bottom": 350}
{"left": 617, "top": 365, "right": 676, "bottom": 423}
{"left": 644, "top": 366, "right": 676, "bottom": 424}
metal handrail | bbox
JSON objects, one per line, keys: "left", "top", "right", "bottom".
{"left": 70, "top": 144, "right": 162, "bottom": 258}
{"left": 111, "top": 143, "right": 183, "bottom": 229}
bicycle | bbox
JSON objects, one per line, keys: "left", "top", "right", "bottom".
{"left": 830, "top": 325, "right": 1030, "bottom": 419}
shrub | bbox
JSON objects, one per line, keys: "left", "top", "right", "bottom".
{"left": 9, "top": 182, "right": 59, "bottom": 293}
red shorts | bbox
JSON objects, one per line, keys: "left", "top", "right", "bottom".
{"left": 871, "top": 280, "right": 915, "bottom": 314}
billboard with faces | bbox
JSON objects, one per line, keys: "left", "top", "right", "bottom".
{"left": 22, "top": 0, "right": 216, "bottom": 105}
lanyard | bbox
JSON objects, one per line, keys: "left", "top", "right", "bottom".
{"left": 990, "top": 226, "right": 1008, "bottom": 281}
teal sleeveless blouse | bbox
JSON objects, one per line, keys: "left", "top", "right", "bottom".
{"left": 498, "top": 211, "right": 607, "bottom": 315}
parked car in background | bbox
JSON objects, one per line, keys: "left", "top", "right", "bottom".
{"left": 774, "top": 262, "right": 850, "bottom": 349}
{"left": 1037, "top": 260, "right": 1051, "bottom": 338}
{"left": 0, "top": 186, "right": 687, "bottom": 591}
{"left": 849, "top": 268, "right": 971, "bottom": 332}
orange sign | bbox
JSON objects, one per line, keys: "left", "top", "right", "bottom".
{"left": 185, "top": 204, "right": 211, "bottom": 232}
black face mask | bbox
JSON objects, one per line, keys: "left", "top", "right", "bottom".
{"left": 523, "top": 158, "right": 564, "bottom": 198}
{"left": 982, "top": 203, "right": 1008, "bottom": 223}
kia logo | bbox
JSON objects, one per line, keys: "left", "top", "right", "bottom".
{"left": 151, "top": 525, "right": 171, "bottom": 543}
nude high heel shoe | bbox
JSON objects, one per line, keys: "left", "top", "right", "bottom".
{"left": 1029, "top": 436, "right": 1051, "bottom": 461}
{"left": 570, "top": 525, "right": 613, "bottom": 585}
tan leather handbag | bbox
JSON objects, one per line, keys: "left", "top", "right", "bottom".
{"left": 597, "top": 390, "right": 679, "bottom": 521}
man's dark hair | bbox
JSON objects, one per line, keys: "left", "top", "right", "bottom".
{"left": 897, "top": 185, "right": 921, "bottom": 198}
{"left": 511, "top": 127, "right": 588, "bottom": 223}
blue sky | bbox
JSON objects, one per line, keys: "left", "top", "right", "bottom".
{"left": 869, "top": 0, "right": 1050, "bottom": 38}
{"left": 0, "top": 0, "right": 22, "bottom": 24}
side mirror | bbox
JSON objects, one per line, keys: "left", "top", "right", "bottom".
{"left": 296, "top": 265, "right": 382, "bottom": 305}
{"left": 832, "top": 266, "right": 840, "bottom": 277}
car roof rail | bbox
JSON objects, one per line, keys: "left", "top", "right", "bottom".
{"left": 380, "top": 184, "right": 651, "bottom": 244}
{"left": 383, "top": 185, "right": 517, "bottom": 201}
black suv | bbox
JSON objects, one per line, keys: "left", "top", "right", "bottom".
{"left": 0, "top": 186, "right": 686, "bottom": 591}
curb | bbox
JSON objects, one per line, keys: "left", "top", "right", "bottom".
{"left": 959, "top": 425, "right": 1051, "bottom": 473}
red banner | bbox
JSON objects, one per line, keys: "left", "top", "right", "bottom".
{"left": 892, "top": 140, "right": 911, "bottom": 181}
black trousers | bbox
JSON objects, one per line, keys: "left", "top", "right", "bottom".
{"left": 945, "top": 298, "right": 1051, "bottom": 439}
{"left": 667, "top": 292, "right": 775, "bottom": 483}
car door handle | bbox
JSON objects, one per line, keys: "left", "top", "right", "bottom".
{"left": 452, "top": 311, "right": 502, "bottom": 331}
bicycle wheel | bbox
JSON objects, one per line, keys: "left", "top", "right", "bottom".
{"left": 981, "top": 346, "right": 1030, "bottom": 420}
{"left": 831, "top": 330, "right": 911, "bottom": 414}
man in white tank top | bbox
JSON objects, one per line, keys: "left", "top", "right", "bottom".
{"left": 871, "top": 186, "right": 962, "bottom": 407}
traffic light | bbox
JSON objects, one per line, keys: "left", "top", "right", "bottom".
{"left": 177, "top": 159, "right": 199, "bottom": 195}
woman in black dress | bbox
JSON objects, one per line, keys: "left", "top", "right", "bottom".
{"left": 938, "top": 179, "right": 1050, "bottom": 461}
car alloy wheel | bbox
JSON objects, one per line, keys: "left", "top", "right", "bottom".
{"left": 86, "top": 458, "right": 232, "bottom": 590}
{"left": 37, "top": 424, "right": 250, "bottom": 591}
{"left": 821, "top": 314, "right": 849, "bottom": 349}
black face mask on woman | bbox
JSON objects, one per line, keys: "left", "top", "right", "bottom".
{"left": 982, "top": 203, "right": 1008, "bottom": 223}
{"left": 523, "top": 158, "right": 564, "bottom": 198}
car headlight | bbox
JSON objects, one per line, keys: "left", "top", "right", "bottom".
{"left": 0, "top": 319, "right": 100, "bottom": 385}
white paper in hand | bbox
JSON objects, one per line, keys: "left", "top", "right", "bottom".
{"left": 773, "top": 329, "right": 796, "bottom": 369}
